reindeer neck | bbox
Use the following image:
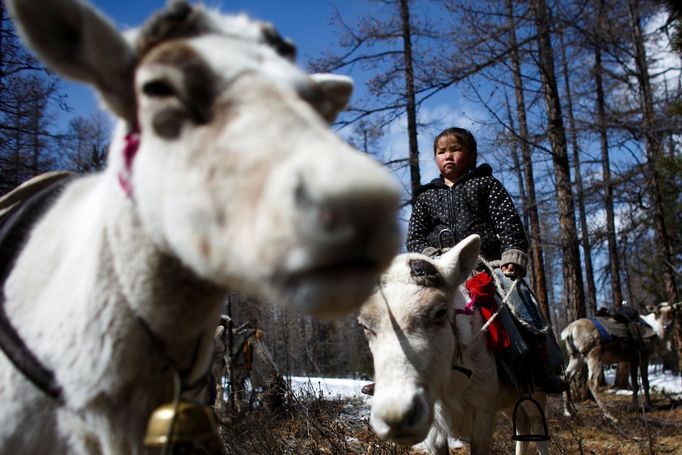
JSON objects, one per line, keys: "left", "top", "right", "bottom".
{"left": 103, "top": 188, "right": 225, "bottom": 344}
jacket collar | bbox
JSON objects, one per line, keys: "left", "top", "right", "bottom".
{"left": 415, "top": 163, "right": 493, "bottom": 197}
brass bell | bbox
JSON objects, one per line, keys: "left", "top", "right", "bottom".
{"left": 144, "top": 401, "right": 222, "bottom": 451}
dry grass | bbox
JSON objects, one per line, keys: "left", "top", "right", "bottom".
{"left": 218, "top": 382, "right": 411, "bottom": 455}
{"left": 217, "top": 386, "right": 682, "bottom": 455}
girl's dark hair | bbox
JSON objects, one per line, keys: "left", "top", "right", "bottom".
{"left": 433, "top": 127, "right": 478, "bottom": 168}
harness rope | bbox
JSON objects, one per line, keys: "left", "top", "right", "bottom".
{"left": 469, "top": 274, "right": 520, "bottom": 343}
{"left": 454, "top": 262, "right": 553, "bottom": 442}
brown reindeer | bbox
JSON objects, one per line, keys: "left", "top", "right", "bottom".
{"left": 561, "top": 303, "right": 675, "bottom": 422}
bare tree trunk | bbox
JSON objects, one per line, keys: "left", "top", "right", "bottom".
{"left": 399, "top": 0, "right": 421, "bottom": 196}
{"left": 621, "top": 234, "right": 635, "bottom": 306}
{"left": 628, "top": 0, "right": 678, "bottom": 304}
{"left": 504, "top": 92, "right": 531, "bottom": 248}
{"left": 531, "top": 0, "right": 586, "bottom": 321}
{"left": 558, "top": 29, "right": 597, "bottom": 317}
{"left": 594, "top": 0, "right": 624, "bottom": 311}
{"left": 628, "top": 0, "right": 681, "bottom": 375}
{"left": 506, "top": 0, "right": 551, "bottom": 322}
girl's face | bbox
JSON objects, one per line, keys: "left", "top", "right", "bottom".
{"left": 435, "top": 134, "right": 475, "bottom": 181}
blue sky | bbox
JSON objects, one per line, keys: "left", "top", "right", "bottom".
{"left": 61, "top": 0, "right": 370, "bottom": 122}
{"left": 59, "top": 0, "right": 483, "bottom": 188}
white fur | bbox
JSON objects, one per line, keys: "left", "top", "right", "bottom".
{"left": 1, "top": 1, "right": 400, "bottom": 453}
{"left": 359, "top": 236, "right": 548, "bottom": 455}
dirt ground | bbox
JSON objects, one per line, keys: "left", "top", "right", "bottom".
{"left": 219, "top": 388, "right": 682, "bottom": 454}
{"left": 438, "top": 391, "right": 682, "bottom": 455}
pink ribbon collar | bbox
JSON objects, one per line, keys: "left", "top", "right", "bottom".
{"left": 117, "top": 126, "right": 140, "bottom": 198}
{"left": 455, "top": 296, "right": 476, "bottom": 316}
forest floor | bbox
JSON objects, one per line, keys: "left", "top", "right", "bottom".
{"left": 219, "top": 384, "right": 682, "bottom": 455}
{"left": 483, "top": 390, "right": 682, "bottom": 455}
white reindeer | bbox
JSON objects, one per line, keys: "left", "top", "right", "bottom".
{"left": 359, "top": 235, "right": 548, "bottom": 455}
{"left": 0, "top": 1, "right": 401, "bottom": 453}
{"left": 561, "top": 303, "right": 675, "bottom": 422}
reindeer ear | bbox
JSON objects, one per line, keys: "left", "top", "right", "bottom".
{"left": 437, "top": 235, "right": 481, "bottom": 287}
{"left": 7, "top": 0, "right": 137, "bottom": 122}
{"left": 310, "top": 74, "right": 353, "bottom": 123}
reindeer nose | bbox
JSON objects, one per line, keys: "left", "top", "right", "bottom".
{"left": 295, "top": 180, "right": 343, "bottom": 232}
{"left": 294, "top": 175, "right": 396, "bottom": 246}
{"left": 318, "top": 205, "right": 342, "bottom": 232}
{"left": 370, "top": 388, "right": 431, "bottom": 442}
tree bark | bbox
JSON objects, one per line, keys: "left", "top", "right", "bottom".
{"left": 594, "top": 0, "right": 623, "bottom": 310}
{"left": 399, "top": 0, "right": 421, "bottom": 196}
{"left": 628, "top": 0, "right": 681, "bottom": 377}
{"left": 558, "top": 29, "right": 598, "bottom": 317}
{"left": 506, "top": 0, "right": 551, "bottom": 322}
{"left": 504, "top": 93, "right": 530, "bottom": 234}
{"left": 531, "top": 0, "right": 586, "bottom": 321}
{"left": 627, "top": 0, "right": 678, "bottom": 305}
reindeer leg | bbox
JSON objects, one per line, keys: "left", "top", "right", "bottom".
{"left": 562, "top": 390, "right": 572, "bottom": 418}
{"left": 536, "top": 439, "right": 550, "bottom": 455}
{"left": 562, "top": 354, "right": 583, "bottom": 417}
{"left": 513, "top": 405, "right": 531, "bottom": 455}
{"left": 629, "top": 356, "right": 640, "bottom": 410}
{"left": 640, "top": 353, "right": 652, "bottom": 409}
{"left": 470, "top": 407, "right": 496, "bottom": 455}
{"left": 424, "top": 430, "right": 449, "bottom": 455}
{"left": 512, "top": 393, "right": 549, "bottom": 455}
{"left": 424, "top": 402, "right": 451, "bottom": 455}
{"left": 587, "top": 349, "right": 618, "bottom": 423}
{"left": 532, "top": 393, "right": 550, "bottom": 455}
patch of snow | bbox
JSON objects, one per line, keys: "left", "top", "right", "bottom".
{"left": 611, "top": 389, "right": 634, "bottom": 396}
{"left": 289, "top": 376, "right": 372, "bottom": 400}
{"left": 604, "top": 366, "right": 682, "bottom": 397}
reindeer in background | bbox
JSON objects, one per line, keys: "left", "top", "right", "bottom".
{"left": 561, "top": 303, "right": 676, "bottom": 422}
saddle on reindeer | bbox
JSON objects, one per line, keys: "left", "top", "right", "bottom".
{"left": 589, "top": 307, "right": 658, "bottom": 348}
{"left": 422, "top": 229, "right": 566, "bottom": 397}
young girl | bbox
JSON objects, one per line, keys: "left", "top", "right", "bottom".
{"left": 407, "top": 127, "right": 527, "bottom": 277}
{"left": 407, "top": 127, "right": 566, "bottom": 394}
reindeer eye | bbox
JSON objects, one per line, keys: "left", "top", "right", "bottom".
{"left": 142, "top": 79, "right": 175, "bottom": 97}
{"left": 433, "top": 308, "right": 448, "bottom": 323}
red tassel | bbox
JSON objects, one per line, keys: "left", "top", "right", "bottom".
{"left": 479, "top": 305, "right": 511, "bottom": 350}
{"left": 465, "top": 272, "right": 496, "bottom": 305}
{"left": 465, "top": 273, "right": 511, "bottom": 351}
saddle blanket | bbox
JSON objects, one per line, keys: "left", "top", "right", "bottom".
{"left": 591, "top": 316, "right": 656, "bottom": 342}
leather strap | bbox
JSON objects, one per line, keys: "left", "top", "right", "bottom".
{"left": 0, "top": 173, "right": 75, "bottom": 402}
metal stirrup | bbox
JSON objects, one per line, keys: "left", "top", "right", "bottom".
{"left": 511, "top": 392, "right": 550, "bottom": 442}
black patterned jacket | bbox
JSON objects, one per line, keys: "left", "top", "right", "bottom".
{"left": 406, "top": 164, "right": 528, "bottom": 272}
